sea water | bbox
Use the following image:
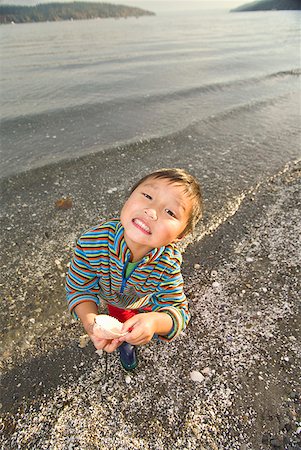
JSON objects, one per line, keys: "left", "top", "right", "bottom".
{"left": 0, "top": 6, "right": 300, "bottom": 179}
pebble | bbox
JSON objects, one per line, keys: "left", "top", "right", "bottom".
{"left": 125, "top": 375, "right": 131, "bottom": 384}
{"left": 262, "top": 432, "right": 270, "bottom": 444}
{"left": 92, "top": 374, "right": 102, "bottom": 384}
{"left": 54, "top": 259, "right": 63, "bottom": 270}
{"left": 201, "top": 367, "right": 212, "bottom": 376}
{"left": 55, "top": 197, "right": 73, "bottom": 210}
{"left": 79, "top": 334, "right": 90, "bottom": 348}
{"left": 270, "top": 437, "right": 282, "bottom": 448}
{"left": 194, "top": 263, "right": 201, "bottom": 270}
{"left": 280, "top": 417, "right": 292, "bottom": 431}
{"left": 190, "top": 371, "right": 205, "bottom": 383}
{"left": 289, "top": 391, "right": 299, "bottom": 400}
{"left": 107, "top": 187, "right": 118, "bottom": 194}
{"left": 212, "top": 281, "right": 221, "bottom": 289}
{"left": 246, "top": 257, "right": 254, "bottom": 263}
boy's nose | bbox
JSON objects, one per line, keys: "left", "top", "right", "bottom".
{"left": 144, "top": 208, "right": 157, "bottom": 221}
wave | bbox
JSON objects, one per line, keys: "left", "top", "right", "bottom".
{"left": 198, "top": 91, "right": 298, "bottom": 125}
{"left": 1, "top": 86, "right": 299, "bottom": 184}
{"left": 267, "top": 68, "right": 301, "bottom": 78}
{"left": 162, "top": 68, "right": 301, "bottom": 100}
{"left": 1, "top": 67, "right": 300, "bottom": 125}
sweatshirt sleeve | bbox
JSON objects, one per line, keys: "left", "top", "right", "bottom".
{"left": 148, "top": 264, "right": 190, "bottom": 342}
{"left": 65, "top": 236, "right": 101, "bottom": 318}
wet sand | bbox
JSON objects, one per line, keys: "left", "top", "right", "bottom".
{"left": 0, "top": 157, "right": 300, "bottom": 449}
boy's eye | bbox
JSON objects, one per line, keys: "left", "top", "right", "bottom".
{"left": 142, "top": 192, "right": 152, "bottom": 200}
{"left": 165, "top": 209, "right": 176, "bottom": 218}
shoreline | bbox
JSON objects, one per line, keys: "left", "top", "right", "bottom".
{"left": 1, "top": 160, "right": 300, "bottom": 449}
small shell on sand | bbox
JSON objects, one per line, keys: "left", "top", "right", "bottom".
{"left": 79, "top": 334, "right": 90, "bottom": 348}
{"left": 93, "top": 315, "right": 128, "bottom": 339}
{"left": 190, "top": 370, "right": 205, "bottom": 383}
{"left": 125, "top": 375, "right": 132, "bottom": 384}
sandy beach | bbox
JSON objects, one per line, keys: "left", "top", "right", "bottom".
{"left": 1, "top": 153, "right": 300, "bottom": 449}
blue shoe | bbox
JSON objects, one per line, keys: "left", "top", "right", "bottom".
{"left": 119, "top": 342, "right": 137, "bottom": 371}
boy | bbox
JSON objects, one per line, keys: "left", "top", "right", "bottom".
{"left": 66, "top": 168, "right": 203, "bottom": 371}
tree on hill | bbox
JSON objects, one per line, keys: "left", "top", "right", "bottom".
{"left": 0, "top": 2, "right": 155, "bottom": 24}
{"left": 231, "top": 0, "right": 301, "bottom": 11}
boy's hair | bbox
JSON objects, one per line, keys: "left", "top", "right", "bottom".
{"left": 130, "top": 168, "right": 203, "bottom": 237}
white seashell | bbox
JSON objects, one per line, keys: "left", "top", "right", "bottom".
{"left": 93, "top": 314, "right": 128, "bottom": 339}
{"left": 201, "top": 367, "right": 212, "bottom": 376}
{"left": 190, "top": 370, "right": 205, "bottom": 383}
{"left": 125, "top": 375, "right": 132, "bottom": 384}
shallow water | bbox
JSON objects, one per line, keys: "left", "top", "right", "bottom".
{"left": 0, "top": 8, "right": 300, "bottom": 179}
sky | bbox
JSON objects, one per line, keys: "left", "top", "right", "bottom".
{"left": 0, "top": 0, "right": 246, "bottom": 10}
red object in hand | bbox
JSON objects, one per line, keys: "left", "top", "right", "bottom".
{"left": 107, "top": 304, "right": 139, "bottom": 323}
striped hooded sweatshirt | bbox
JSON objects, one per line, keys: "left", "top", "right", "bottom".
{"left": 66, "top": 219, "right": 190, "bottom": 341}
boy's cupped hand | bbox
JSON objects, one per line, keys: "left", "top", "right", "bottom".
{"left": 118, "top": 312, "right": 159, "bottom": 346}
{"left": 88, "top": 313, "right": 155, "bottom": 352}
{"left": 89, "top": 332, "right": 121, "bottom": 353}
{"left": 89, "top": 311, "right": 172, "bottom": 351}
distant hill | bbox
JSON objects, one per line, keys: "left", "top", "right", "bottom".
{"left": 0, "top": 2, "right": 155, "bottom": 24}
{"left": 231, "top": 0, "right": 301, "bottom": 11}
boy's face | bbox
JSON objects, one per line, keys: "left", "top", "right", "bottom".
{"left": 120, "top": 177, "right": 192, "bottom": 259}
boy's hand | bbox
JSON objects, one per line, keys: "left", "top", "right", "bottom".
{"left": 118, "top": 312, "right": 173, "bottom": 346}
{"left": 83, "top": 314, "right": 121, "bottom": 353}
{"left": 74, "top": 305, "right": 119, "bottom": 353}
{"left": 89, "top": 333, "right": 121, "bottom": 353}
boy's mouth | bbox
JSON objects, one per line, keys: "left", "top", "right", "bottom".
{"left": 132, "top": 218, "right": 151, "bottom": 235}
